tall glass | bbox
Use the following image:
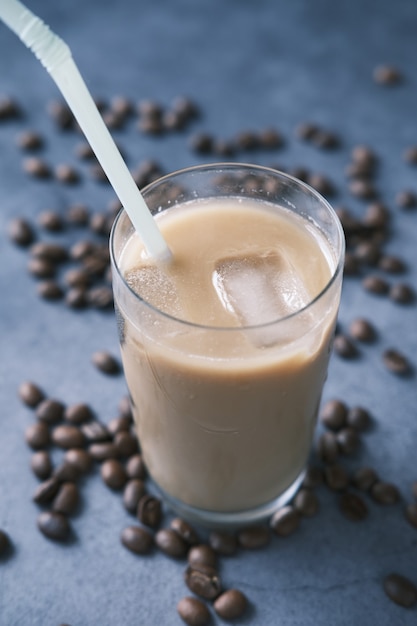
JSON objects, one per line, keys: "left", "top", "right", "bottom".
{"left": 110, "top": 164, "right": 345, "bottom": 527}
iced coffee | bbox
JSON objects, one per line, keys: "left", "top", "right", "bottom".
{"left": 110, "top": 164, "right": 344, "bottom": 527}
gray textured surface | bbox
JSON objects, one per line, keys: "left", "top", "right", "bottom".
{"left": 0, "top": 0, "right": 416, "bottom": 624}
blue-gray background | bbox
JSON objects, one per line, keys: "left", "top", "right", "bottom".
{"left": 0, "top": 0, "right": 416, "bottom": 624}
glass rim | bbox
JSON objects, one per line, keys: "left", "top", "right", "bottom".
{"left": 109, "top": 162, "right": 345, "bottom": 332}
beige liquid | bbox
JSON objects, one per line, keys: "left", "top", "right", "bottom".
{"left": 117, "top": 198, "right": 339, "bottom": 513}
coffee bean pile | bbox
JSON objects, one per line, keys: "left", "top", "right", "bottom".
{"left": 3, "top": 85, "right": 417, "bottom": 620}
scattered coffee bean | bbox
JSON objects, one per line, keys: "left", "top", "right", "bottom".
{"left": 405, "top": 502, "right": 417, "bottom": 529}
{"left": 66, "top": 203, "right": 90, "bottom": 225}
{"left": 28, "top": 257, "right": 56, "bottom": 279}
{"left": 137, "top": 494, "right": 162, "bottom": 528}
{"left": 37, "top": 280, "right": 64, "bottom": 301}
{"left": 52, "top": 425, "right": 85, "bottom": 449}
{"left": 120, "top": 525, "right": 153, "bottom": 555}
{"left": 108, "top": 415, "right": 132, "bottom": 436}
{"left": 37, "top": 510, "right": 71, "bottom": 541}
{"left": 65, "top": 288, "right": 87, "bottom": 309}
{"left": 339, "top": 492, "right": 368, "bottom": 521}
{"left": 64, "top": 403, "right": 94, "bottom": 425}
{"left": 16, "top": 130, "right": 43, "bottom": 151}
{"left": 349, "top": 318, "right": 376, "bottom": 342}
{"left": 125, "top": 454, "right": 147, "bottom": 480}
{"left": 271, "top": 505, "right": 300, "bottom": 536}
{"left": 31, "top": 450, "right": 53, "bottom": 480}
{"left": 373, "top": 64, "right": 403, "bottom": 85}
{"left": 18, "top": 381, "right": 45, "bottom": 408}
{"left": 155, "top": 528, "right": 188, "bottom": 559}
{"left": 396, "top": 190, "right": 417, "bottom": 209}
{"left": 8, "top": 217, "right": 35, "bottom": 247}
{"left": 91, "top": 351, "right": 121, "bottom": 375}
{"left": 346, "top": 406, "right": 372, "bottom": 431}
{"left": 87, "top": 286, "right": 113, "bottom": 309}
{"left": 23, "top": 157, "right": 51, "bottom": 178}
{"left": 382, "top": 349, "right": 411, "bottom": 376}
{"left": 324, "top": 464, "right": 350, "bottom": 491}
{"left": 185, "top": 563, "right": 222, "bottom": 600}
{"left": 237, "top": 525, "right": 270, "bottom": 549}
{"left": 64, "top": 448, "right": 93, "bottom": 474}
{"left": 336, "top": 427, "right": 360, "bottom": 456}
{"left": 320, "top": 399, "right": 347, "bottom": 430}
{"left": 52, "top": 482, "right": 79, "bottom": 515}
{"left": 378, "top": 254, "right": 406, "bottom": 274}
{"left": 33, "top": 477, "right": 60, "bottom": 504}
{"left": 188, "top": 545, "right": 217, "bottom": 569}
{"left": 47, "top": 100, "right": 74, "bottom": 129}
{"left": 177, "top": 597, "right": 211, "bottom": 626}
{"left": 214, "top": 589, "right": 248, "bottom": 621}
{"left": 209, "top": 531, "right": 238, "bottom": 556}
{"left": 371, "top": 481, "right": 400, "bottom": 505}
{"left": 0, "top": 95, "right": 20, "bottom": 119}
{"left": 25, "top": 422, "right": 50, "bottom": 450}
{"left": 293, "top": 488, "right": 319, "bottom": 517}
{"left": 89, "top": 442, "right": 120, "bottom": 462}
{"left": 35, "top": 399, "right": 65, "bottom": 424}
{"left": 383, "top": 573, "right": 417, "bottom": 608}
{"left": 295, "top": 121, "right": 319, "bottom": 141}
{"left": 362, "top": 275, "right": 389, "bottom": 295}
{"left": 189, "top": 132, "right": 213, "bottom": 154}
{"left": 170, "top": 518, "right": 199, "bottom": 546}
{"left": 101, "top": 459, "right": 127, "bottom": 490}
{"left": 118, "top": 395, "right": 133, "bottom": 420}
{"left": 389, "top": 283, "right": 414, "bottom": 304}
{"left": 303, "top": 465, "right": 324, "bottom": 488}
{"left": 403, "top": 145, "right": 417, "bottom": 164}
{"left": 316, "top": 431, "right": 339, "bottom": 463}
{"left": 0, "top": 529, "right": 11, "bottom": 556}
{"left": 38, "top": 210, "right": 64, "bottom": 232}
{"left": 349, "top": 179, "right": 376, "bottom": 199}
{"left": 114, "top": 431, "right": 138, "bottom": 458}
{"left": 352, "top": 467, "right": 379, "bottom": 491}
{"left": 81, "top": 420, "right": 111, "bottom": 443}
{"left": 53, "top": 461, "right": 81, "bottom": 483}
{"left": 123, "top": 479, "right": 147, "bottom": 514}
{"left": 31, "top": 242, "right": 68, "bottom": 263}
{"left": 333, "top": 334, "right": 358, "bottom": 359}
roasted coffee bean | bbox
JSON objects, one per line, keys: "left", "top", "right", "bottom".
{"left": 333, "top": 334, "right": 358, "bottom": 359}
{"left": 38, "top": 210, "right": 64, "bottom": 232}
{"left": 37, "top": 511, "right": 71, "bottom": 541}
{"left": 65, "top": 287, "right": 86, "bottom": 307}
{"left": 312, "top": 129, "right": 339, "bottom": 150}
{"left": 382, "top": 349, "right": 411, "bottom": 376}
{"left": 168, "top": 518, "right": 198, "bottom": 547}
{"left": 177, "top": 596, "right": 210, "bottom": 626}
{"left": 0, "top": 95, "right": 20, "bottom": 119}
{"left": 308, "top": 173, "right": 335, "bottom": 196}
{"left": 185, "top": 564, "right": 222, "bottom": 600}
{"left": 120, "top": 525, "right": 153, "bottom": 555}
{"left": 64, "top": 448, "right": 93, "bottom": 474}
{"left": 383, "top": 573, "right": 417, "bottom": 608}
{"left": 48, "top": 100, "right": 74, "bottom": 129}
{"left": 343, "top": 252, "right": 360, "bottom": 276}
{"left": 28, "top": 257, "right": 55, "bottom": 279}
{"left": 303, "top": 465, "right": 324, "bottom": 488}
{"left": 118, "top": 396, "right": 133, "bottom": 419}
{"left": 371, "top": 481, "right": 400, "bottom": 505}
{"left": 81, "top": 420, "right": 111, "bottom": 443}
{"left": 214, "top": 589, "right": 248, "bottom": 621}
{"left": 137, "top": 495, "right": 162, "bottom": 528}
{"left": 395, "top": 190, "right": 417, "bottom": 209}
{"left": 351, "top": 145, "right": 377, "bottom": 168}
{"left": 295, "top": 121, "right": 319, "bottom": 141}
{"left": 37, "top": 280, "right": 64, "bottom": 301}
{"left": 378, "top": 254, "right": 406, "bottom": 274}
{"left": 354, "top": 241, "right": 381, "bottom": 266}
{"left": 23, "top": 157, "right": 51, "bottom": 178}
{"left": 91, "top": 351, "right": 121, "bottom": 375}
{"left": 25, "top": 422, "right": 50, "bottom": 450}
{"left": 66, "top": 203, "right": 90, "bottom": 225}
{"left": 172, "top": 95, "right": 199, "bottom": 120}
{"left": 89, "top": 442, "right": 120, "bottom": 462}
{"left": 16, "top": 130, "right": 43, "bottom": 150}
{"left": 237, "top": 525, "right": 270, "bottom": 549}
{"left": 389, "top": 283, "right": 414, "bottom": 304}
{"left": 69, "top": 240, "right": 95, "bottom": 261}
{"left": 64, "top": 269, "right": 91, "bottom": 289}
{"left": 349, "top": 179, "right": 376, "bottom": 199}
{"left": 363, "top": 203, "right": 390, "bottom": 228}
{"left": 235, "top": 130, "right": 259, "bottom": 151}
{"left": 209, "top": 531, "right": 238, "bottom": 556}
{"left": 271, "top": 505, "right": 300, "bottom": 536}
{"left": 293, "top": 488, "right": 319, "bottom": 517}
{"left": 316, "top": 431, "right": 339, "bottom": 463}
{"left": 114, "top": 431, "right": 138, "bottom": 458}
{"left": 138, "top": 115, "right": 164, "bottom": 134}
{"left": 64, "top": 403, "right": 94, "bottom": 425}
{"left": 18, "top": 381, "right": 45, "bottom": 408}
{"left": 31, "top": 450, "right": 53, "bottom": 480}
{"left": 8, "top": 217, "right": 35, "bottom": 247}
{"left": 31, "top": 242, "right": 68, "bottom": 263}
{"left": 126, "top": 454, "right": 147, "bottom": 480}
{"left": 212, "top": 138, "right": 235, "bottom": 156}
{"left": 0, "top": 529, "right": 11, "bottom": 556}
{"left": 110, "top": 95, "right": 133, "bottom": 118}
{"left": 53, "top": 462, "right": 81, "bottom": 483}
{"left": 90, "top": 163, "right": 108, "bottom": 182}
{"left": 188, "top": 544, "right": 217, "bottom": 568}
{"left": 155, "top": 528, "right": 188, "bottom": 558}
{"left": 320, "top": 399, "right": 347, "bottom": 430}
{"left": 33, "top": 477, "right": 60, "bottom": 504}
{"left": 52, "top": 425, "right": 85, "bottom": 449}
{"left": 352, "top": 467, "right": 379, "bottom": 491}
{"left": 108, "top": 415, "right": 132, "bottom": 436}
{"left": 405, "top": 502, "right": 417, "bottom": 529}
{"left": 123, "top": 479, "right": 147, "bottom": 514}
{"left": 339, "top": 492, "right": 368, "bottom": 521}
{"left": 325, "top": 464, "right": 350, "bottom": 491}
{"left": 346, "top": 406, "right": 371, "bottom": 431}
{"left": 349, "top": 318, "right": 376, "bottom": 343}
{"left": 35, "top": 399, "right": 65, "bottom": 424}
{"left": 189, "top": 132, "right": 213, "bottom": 154}
{"left": 403, "top": 145, "right": 417, "bottom": 164}
{"left": 101, "top": 459, "right": 127, "bottom": 490}
{"left": 87, "top": 286, "right": 113, "bottom": 309}
{"left": 336, "top": 427, "right": 360, "bottom": 456}
{"left": 373, "top": 65, "right": 402, "bottom": 85}
{"left": 52, "top": 482, "right": 79, "bottom": 515}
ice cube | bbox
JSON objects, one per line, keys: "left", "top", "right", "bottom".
{"left": 125, "top": 264, "right": 183, "bottom": 318}
{"left": 212, "top": 250, "right": 312, "bottom": 345}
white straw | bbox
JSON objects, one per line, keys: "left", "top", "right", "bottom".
{"left": 0, "top": 0, "right": 171, "bottom": 262}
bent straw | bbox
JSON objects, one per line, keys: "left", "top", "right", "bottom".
{"left": 0, "top": 0, "right": 171, "bottom": 261}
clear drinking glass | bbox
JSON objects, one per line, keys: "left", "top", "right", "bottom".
{"left": 110, "top": 163, "right": 345, "bottom": 528}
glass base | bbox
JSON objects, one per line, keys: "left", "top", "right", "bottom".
{"left": 151, "top": 469, "right": 306, "bottom": 530}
